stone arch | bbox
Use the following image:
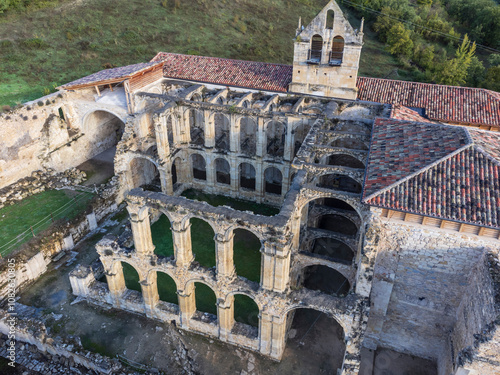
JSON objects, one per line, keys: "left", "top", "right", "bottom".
{"left": 330, "top": 36, "right": 344, "bottom": 65}
{"left": 129, "top": 150, "right": 160, "bottom": 191}
{"left": 282, "top": 307, "right": 346, "bottom": 372}
{"left": 239, "top": 117, "right": 257, "bottom": 156}
{"left": 239, "top": 162, "right": 256, "bottom": 190}
{"left": 241, "top": 100, "right": 250, "bottom": 109}
{"left": 299, "top": 264, "right": 350, "bottom": 296}
{"left": 151, "top": 213, "right": 175, "bottom": 258}
{"left": 190, "top": 217, "right": 216, "bottom": 269}
{"left": 265, "top": 120, "right": 286, "bottom": 158}
{"left": 310, "top": 237, "right": 354, "bottom": 264}
{"left": 120, "top": 261, "right": 142, "bottom": 293}
{"left": 264, "top": 166, "right": 283, "bottom": 195}
{"left": 330, "top": 135, "right": 369, "bottom": 150}
{"left": 156, "top": 271, "right": 179, "bottom": 305}
{"left": 190, "top": 93, "right": 202, "bottom": 102}
{"left": 188, "top": 108, "right": 205, "bottom": 146}
{"left": 214, "top": 113, "right": 230, "bottom": 152}
{"left": 232, "top": 293, "right": 260, "bottom": 330}
{"left": 317, "top": 214, "right": 358, "bottom": 236}
{"left": 191, "top": 153, "right": 207, "bottom": 180}
{"left": 317, "top": 173, "right": 362, "bottom": 194}
{"left": 81, "top": 109, "right": 125, "bottom": 163}
{"left": 325, "top": 153, "right": 364, "bottom": 169}
{"left": 310, "top": 34, "right": 323, "bottom": 63}
{"left": 215, "top": 158, "right": 231, "bottom": 185}
{"left": 233, "top": 228, "right": 262, "bottom": 283}
{"left": 194, "top": 281, "right": 218, "bottom": 317}
{"left": 293, "top": 120, "right": 311, "bottom": 158}
{"left": 297, "top": 194, "right": 364, "bottom": 222}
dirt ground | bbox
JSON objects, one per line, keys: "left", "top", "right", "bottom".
{"left": 77, "top": 147, "right": 116, "bottom": 186}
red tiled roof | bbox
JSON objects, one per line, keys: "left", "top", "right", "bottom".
{"left": 390, "top": 104, "right": 435, "bottom": 123}
{"left": 59, "top": 61, "right": 163, "bottom": 89}
{"left": 357, "top": 77, "right": 500, "bottom": 128}
{"left": 364, "top": 118, "right": 500, "bottom": 229}
{"left": 151, "top": 52, "right": 292, "bottom": 93}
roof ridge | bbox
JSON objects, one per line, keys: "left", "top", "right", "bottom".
{"left": 153, "top": 51, "right": 294, "bottom": 69}
{"left": 363, "top": 119, "right": 473, "bottom": 202}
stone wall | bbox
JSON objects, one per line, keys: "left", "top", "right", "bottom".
{"left": 365, "top": 211, "right": 500, "bottom": 374}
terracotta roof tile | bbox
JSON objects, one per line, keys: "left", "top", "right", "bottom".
{"left": 152, "top": 52, "right": 292, "bottom": 93}
{"left": 390, "top": 104, "right": 435, "bottom": 123}
{"left": 364, "top": 118, "right": 500, "bottom": 229}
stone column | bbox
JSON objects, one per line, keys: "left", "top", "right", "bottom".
{"left": 140, "top": 274, "right": 159, "bottom": 318}
{"left": 172, "top": 221, "right": 194, "bottom": 267}
{"left": 259, "top": 313, "right": 286, "bottom": 359}
{"left": 283, "top": 119, "right": 293, "bottom": 161}
{"left": 256, "top": 118, "right": 265, "bottom": 157}
{"left": 105, "top": 265, "right": 126, "bottom": 307}
{"left": 127, "top": 204, "right": 155, "bottom": 256}
{"left": 215, "top": 232, "right": 235, "bottom": 278}
{"left": 206, "top": 155, "right": 216, "bottom": 188}
{"left": 178, "top": 284, "right": 196, "bottom": 328}
{"left": 163, "top": 165, "right": 174, "bottom": 195}
{"left": 281, "top": 165, "right": 291, "bottom": 197}
{"left": 158, "top": 167, "right": 170, "bottom": 195}
{"left": 289, "top": 213, "right": 302, "bottom": 251}
{"left": 255, "top": 162, "right": 264, "bottom": 200}
{"left": 229, "top": 156, "right": 238, "bottom": 193}
{"left": 261, "top": 241, "right": 291, "bottom": 292}
{"left": 154, "top": 115, "right": 170, "bottom": 161}
{"left": 205, "top": 112, "right": 215, "bottom": 148}
{"left": 229, "top": 115, "right": 239, "bottom": 153}
{"left": 218, "top": 296, "right": 235, "bottom": 341}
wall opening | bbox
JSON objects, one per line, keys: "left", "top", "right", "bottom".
{"left": 157, "top": 271, "right": 178, "bottom": 305}
{"left": 190, "top": 218, "right": 216, "bottom": 268}
{"left": 215, "top": 158, "right": 231, "bottom": 185}
{"left": 240, "top": 117, "right": 257, "bottom": 156}
{"left": 330, "top": 137, "right": 368, "bottom": 150}
{"left": 233, "top": 229, "right": 261, "bottom": 283}
{"left": 317, "top": 174, "right": 362, "bottom": 193}
{"left": 330, "top": 36, "right": 344, "bottom": 66}
{"left": 311, "top": 237, "right": 354, "bottom": 264}
{"left": 293, "top": 121, "right": 311, "bottom": 158}
{"left": 318, "top": 214, "right": 358, "bottom": 236}
{"left": 191, "top": 154, "right": 207, "bottom": 181}
{"left": 151, "top": 214, "right": 174, "bottom": 258}
{"left": 194, "top": 282, "right": 217, "bottom": 316}
{"left": 239, "top": 163, "right": 256, "bottom": 190}
{"left": 300, "top": 265, "right": 350, "bottom": 296}
{"left": 129, "top": 157, "right": 160, "bottom": 192}
{"left": 234, "top": 294, "right": 259, "bottom": 330}
{"left": 166, "top": 115, "right": 174, "bottom": 145}
{"left": 326, "top": 154, "right": 364, "bottom": 169}
{"left": 214, "top": 113, "right": 230, "bottom": 152}
{"left": 121, "top": 262, "right": 141, "bottom": 293}
{"left": 309, "top": 34, "right": 323, "bottom": 63}
{"left": 266, "top": 121, "right": 286, "bottom": 158}
{"left": 189, "top": 109, "right": 204, "bottom": 146}
{"left": 326, "top": 10, "right": 335, "bottom": 29}
{"left": 172, "top": 157, "right": 181, "bottom": 185}
{"left": 264, "top": 167, "right": 283, "bottom": 195}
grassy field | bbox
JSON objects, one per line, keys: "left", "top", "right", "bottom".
{"left": 0, "top": 0, "right": 407, "bottom": 107}
{"left": 0, "top": 189, "right": 94, "bottom": 256}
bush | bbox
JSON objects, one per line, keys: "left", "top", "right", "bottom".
{"left": 22, "top": 38, "right": 49, "bottom": 49}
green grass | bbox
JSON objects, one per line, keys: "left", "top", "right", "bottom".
{"left": 122, "top": 261, "right": 141, "bottom": 292}
{"left": 195, "top": 282, "right": 217, "bottom": 316}
{"left": 157, "top": 271, "right": 178, "bottom": 304}
{"left": 234, "top": 294, "right": 259, "bottom": 328}
{"left": 151, "top": 215, "right": 174, "bottom": 258}
{"left": 191, "top": 218, "right": 216, "bottom": 268}
{"left": 233, "top": 229, "right": 261, "bottom": 283}
{"left": 0, "top": 190, "right": 94, "bottom": 256}
{"left": 182, "top": 189, "right": 279, "bottom": 216}
{"left": 0, "top": 0, "right": 411, "bottom": 107}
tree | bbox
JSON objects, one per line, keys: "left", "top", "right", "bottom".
{"left": 435, "top": 34, "right": 476, "bottom": 85}
{"left": 466, "top": 56, "right": 485, "bottom": 87}
{"left": 386, "top": 22, "right": 414, "bottom": 57}
{"left": 482, "top": 66, "right": 500, "bottom": 91}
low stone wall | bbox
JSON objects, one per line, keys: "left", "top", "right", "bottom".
{"left": 0, "top": 167, "right": 86, "bottom": 209}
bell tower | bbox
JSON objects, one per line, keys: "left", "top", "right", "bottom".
{"left": 289, "top": 0, "right": 363, "bottom": 100}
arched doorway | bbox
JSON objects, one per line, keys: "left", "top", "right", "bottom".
{"left": 284, "top": 308, "right": 345, "bottom": 373}
{"left": 121, "top": 262, "right": 141, "bottom": 293}
{"left": 189, "top": 109, "right": 204, "bottom": 146}
{"left": 239, "top": 163, "right": 256, "bottom": 190}
{"left": 233, "top": 294, "right": 259, "bottom": 331}
{"left": 129, "top": 156, "right": 160, "bottom": 191}
{"left": 194, "top": 282, "right": 217, "bottom": 317}
{"left": 214, "top": 114, "right": 230, "bottom": 152}
{"left": 233, "top": 229, "right": 261, "bottom": 283}
{"left": 240, "top": 117, "right": 257, "bottom": 156}
{"left": 264, "top": 167, "right": 283, "bottom": 195}
{"left": 190, "top": 218, "right": 216, "bottom": 269}
{"left": 215, "top": 158, "right": 230, "bottom": 185}
{"left": 151, "top": 214, "right": 174, "bottom": 258}
{"left": 156, "top": 271, "right": 178, "bottom": 305}
{"left": 191, "top": 154, "right": 207, "bottom": 181}
{"left": 266, "top": 121, "right": 286, "bottom": 158}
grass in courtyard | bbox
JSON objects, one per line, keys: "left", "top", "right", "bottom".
{"left": 151, "top": 215, "right": 174, "bottom": 258}
{"left": 122, "top": 262, "right": 141, "bottom": 293}
{"left": 191, "top": 218, "right": 216, "bottom": 268}
{"left": 195, "top": 282, "right": 217, "bottom": 316}
{"left": 182, "top": 189, "right": 279, "bottom": 216}
{"left": 0, "top": 190, "right": 94, "bottom": 256}
{"left": 233, "top": 229, "right": 261, "bottom": 283}
{"left": 0, "top": 0, "right": 412, "bottom": 107}
{"left": 234, "top": 294, "right": 259, "bottom": 328}
{"left": 157, "top": 271, "right": 178, "bottom": 305}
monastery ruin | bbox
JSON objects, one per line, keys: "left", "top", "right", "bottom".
{"left": 1, "top": 1, "right": 499, "bottom": 374}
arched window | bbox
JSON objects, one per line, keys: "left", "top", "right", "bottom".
{"left": 151, "top": 214, "right": 174, "bottom": 258}
{"left": 308, "top": 34, "right": 323, "bottom": 64}
{"left": 215, "top": 158, "right": 230, "bottom": 185}
{"left": 326, "top": 10, "right": 334, "bottom": 29}
{"left": 239, "top": 163, "right": 256, "bottom": 190}
{"left": 330, "top": 36, "right": 344, "bottom": 66}
{"left": 264, "top": 167, "right": 283, "bottom": 195}
{"left": 191, "top": 154, "right": 206, "bottom": 180}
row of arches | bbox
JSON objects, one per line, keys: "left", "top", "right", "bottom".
{"left": 309, "top": 34, "right": 345, "bottom": 65}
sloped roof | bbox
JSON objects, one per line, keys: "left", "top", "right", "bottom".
{"left": 390, "top": 104, "right": 435, "bottom": 123}
{"left": 364, "top": 118, "right": 500, "bottom": 228}
{"left": 357, "top": 77, "right": 500, "bottom": 128}
{"left": 151, "top": 52, "right": 292, "bottom": 93}
{"left": 58, "top": 61, "right": 163, "bottom": 89}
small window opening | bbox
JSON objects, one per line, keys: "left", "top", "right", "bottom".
{"left": 330, "top": 36, "right": 344, "bottom": 66}
{"left": 58, "top": 107, "right": 65, "bottom": 121}
{"left": 308, "top": 34, "right": 323, "bottom": 64}
{"left": 326, "top": 10, "right": 334, "bottom": 29}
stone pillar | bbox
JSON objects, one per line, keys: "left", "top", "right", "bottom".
{"left": 178, "top": 284, "right": 196, "bottom": 328}
{"left": 230, "top": 115, "right": 239, "bottom": 153}
{"left": 105, "top": 265, "right": 126, "bottom": 307}
{"left": 215, "top": 232, "right": 235, "bottom": 278}
{"left": 255, "top": 162, "right": 264, "bottom": 199}
{"left": 163, "top": 165, "right": 174, "bottom": 195}
{"left": 140, "top": 274, "right": 159, "bottom": 318}
{"left": 261, "top": 241, "right": 291, "bottom": 292}
{"left": 218, "top": 296, "right": 235, "bottom": 341}
{"left": 259, "top": 313, "right": 286, "bottom": 359}
{"left": 154, "top": 115, "right": 170, "bottom": 160}
{"left": 205, "top": 112, "right": 215, "bottom": 148}
{"left": 171, "top": 221, "right": 194, "bottom": 267}
{"left": 281, "top": 165, "right": 291, "bottom": 197}
{"left": 289, "top": 213, "right": 302, "bottom": 251}
{"left": 127, "top": 204, "right": 155, "bottom": 256}
{"left": 206, "top": 156, "right": 216, "bottom": 188}
{"left": 229, "top": 157, "right": 238, "bottom": 193}
{"left": 283, "top": 119, "right": 293, "bottom": 161}
{"left": 256, "top": 118, "right": 265, "bottom": 158}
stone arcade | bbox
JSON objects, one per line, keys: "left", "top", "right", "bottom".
{"left": 2, "top": 1, "right": 500, "bottom": 374}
